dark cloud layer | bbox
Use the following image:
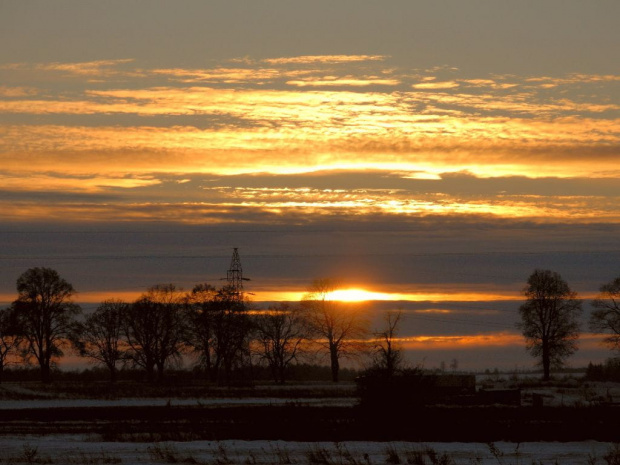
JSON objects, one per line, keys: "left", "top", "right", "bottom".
{"left": 1, "top": 220, "right": 617, "bottom": 294}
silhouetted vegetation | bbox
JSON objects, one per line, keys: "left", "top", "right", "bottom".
{"left": 70, "top": 299, "right": 128, "bottom": 383}
{"left": 356, "top": 367, "right": 476, "bottom": 409}
{"left": 285, "top": 363, "right": 359, "bottom": 382}
{"left": 185, "top": 283, "right": 255, "bottom": 385}
{"left": 185, "top": 283, "right": 219, "bottom": 381}
{"left": 517, "top": 269, "right": 582, "bottom": 380}
{"left": 254, "top": 302, "right": 308, "bottom": 383}
{"left": 6, "top": 268, "right": 620, "bottom": 461}
{"left": 590, "top": 275, "right": 620, "bottom": 351}
{"left": 301, "top": 279, "right": 369, "bottom": 382}
{"left": 6, "top": 266, "right": 620, "bottom": 389}
{"left": 586, "top": 358, "right": 620, "bottom": 382}
{"left": 10, "top": 267, "right": 81, "bottom": 383}
{"left": 123, "top": 284, "right": 187, "bottom": 383}
{"left": 0, "top": 307, "right": 22, "bottom": 384}
{"left": 2, "top": 267, "right": 373, "bottom": 386}
{"left": 370, "top": 309, "right": 403, "bottom": 377}
{"left": 1, "top": 439, "right": 618, "bottom": 464}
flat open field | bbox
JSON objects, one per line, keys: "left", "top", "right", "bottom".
{"left": 1, "top": 379, "right": 620, "bottom": 464}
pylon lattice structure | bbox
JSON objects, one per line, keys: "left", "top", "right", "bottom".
{"left": 225, "top": 247, "right": 249, "bottom": 301}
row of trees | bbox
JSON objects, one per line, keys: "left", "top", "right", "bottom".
{"left": 0, "top": 269, "right": 379, "bottom": 384}
{"left": 2, "top": 267, "right": 620, "bottom": 384}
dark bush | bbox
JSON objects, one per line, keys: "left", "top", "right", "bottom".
{"left": 357, "top": 368, "right": 475, "bottom": 409}
{"left": 586, "top": 359, "right": 620, "bottom": 382}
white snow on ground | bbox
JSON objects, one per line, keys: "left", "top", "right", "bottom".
{"left": 0, "top": 436, "right": 614, "bottom": 464}
{"left": 0, "top": 396, "right": 355, "bottom": 409}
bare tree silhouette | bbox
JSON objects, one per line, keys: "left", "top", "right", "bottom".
{"left": 71, "top": 299, "right": 129, "bottom": 383}
{"left": 517, "top": 269, "right": 581, "bottom": 380}
{"left": 187, "top": 284, "right": 252, "bottom": 385}
{"left": 211, "top": 286, "right": 253, "bottom": 385}
{"left": 254, "top": 303, "right": 308, "bottom": 383}
{"left": 371, "top": 310, "right": 403, "bottom": 377}
{"left": 301, "top": 278, "right": 369, "bottom": 382}
{"left": 11, "top": 267, "right": 81, "bottom": 383}
{"left": 124, "top": 284, "right": 187, "bottom": 382}
{"left": 186, "top": 283, "right": 219, "bottom": 381}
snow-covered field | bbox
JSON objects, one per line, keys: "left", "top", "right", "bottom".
{"left": 478, "top": 377, "right": 620, "bottom": 407}
{"left": 0, "top": 436, "right": 614, "bottom": 464}
{"left": 2, "top": 379, "right": 620, "bottom": 463}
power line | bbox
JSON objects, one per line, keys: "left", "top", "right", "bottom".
{"left": 0, "top": 249, "right": 617, "bottom": 261}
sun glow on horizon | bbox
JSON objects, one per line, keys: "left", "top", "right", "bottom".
{"left": 0, "top": 288, "right": 526, "bottom": 306}
{"left": 327, "top": 288, "right": 387, "bottom": 302}
{"left": 254, "top": 289, "right": 526, "bottom": 303}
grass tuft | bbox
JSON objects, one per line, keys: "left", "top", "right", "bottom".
{"left": 384, "top": 445, "right": 401, "bottom": 464}
{"left": 404, "top": 447, "right": 454, "bottom": 465}
{"left": 305, "top": 446, "right": 333, "bottom": 465}
{"left": 147, "top": 443, "right": 199, "bottom": 464}
{"left": 604, "top": 444, "right": 620, "bottom": 465}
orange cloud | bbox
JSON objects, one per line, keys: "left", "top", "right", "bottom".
{"left": 399, "top": 332, "right": 523, "bottom": 349}
{"left": 152, "top": 67, "right": 287, "bottom": 83}
{"left": 3, "top": 82, "right": 616, "bottom": 168}
{"left": 525, "top": 74, "right": 620, "bottom": 86}
{"left": 287, "top": 77, "right": 400, "bottom": 87}
{"left": 263, "top": 55, "right": 387, "bottom": 65}
{"left": 38, "top": 59, "right": 135, "bottom": 75}
{"left": 2, "top": 58, "right": 619, "bottom": 213}
{"left": 412, "top": 81, "right": 460, "bottom": 89}
{"left": 0, "top": 173, "right": 160, "bottom": 192}
{"left": 0, "top": 86, "right": 38, "bottom": 97}
{"left": 1, "top": 59, "right": 135, "bottom": 77}
{"left": 409, "top": 90, "right": 620, "bottom": 115}
{"left": 459, "top": 79, "right": 518, "bottom": 89}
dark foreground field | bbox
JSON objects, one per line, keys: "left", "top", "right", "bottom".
{"left": 2, "top": 403, "right": 620, "bottom": 443}
{"left": 3, "top": 378, "right": 620, "bottom": 464}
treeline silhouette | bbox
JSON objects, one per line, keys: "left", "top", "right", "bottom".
{"left": 586, "top": 358, "right": 620, "bottom": 382}
{"left": 2, "top": 266, "right": 620, "bottom": 385}
{"left": 0, "top": 363, "right": 360, "bottom": 386}
{"left": 0, "top": 267, "right": 370, "bottom": 385}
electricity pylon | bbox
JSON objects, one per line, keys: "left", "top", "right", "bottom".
{"left": 225, "top": 247, "right": 249, "bottom": 301}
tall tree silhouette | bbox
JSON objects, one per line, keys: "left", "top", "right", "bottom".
{"left": 186, "top": 284, "right": 252, "bottom": 385}
{"left": 254, "top": 303, "right": 307, "bottom": 384}
{"left": 186, "top": 283, "right": 219, "bottom": 381}
{"left": 124, "top": 284, "right": 187, "bottom": 382}
{"left": 371, "top": 310, "right": 403, "bottom": 377}
{"left": 71, "top": 299, "right": 128, "bottom": 383}
{"left": 11, "top": 267, "right": 80, "bottom": 383}
{"left": 213, "top": 286, "right": 253, "bottom": 385}
{"left": 517, "top": 269, "right": 581, "bottom": 380}
{"left": 301, "top": 278, "right": 369, "bottom": 382}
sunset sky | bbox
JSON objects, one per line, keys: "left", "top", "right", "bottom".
{"left": 1, "top": 1, "right": 619, "bottom": 370}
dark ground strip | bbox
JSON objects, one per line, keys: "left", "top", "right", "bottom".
{"left": 1, "top": 405, "right": 620, "bottom": 442}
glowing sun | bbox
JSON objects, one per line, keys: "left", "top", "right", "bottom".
{"left": 329, "top": 289, "right": 389, "bottom": 302}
